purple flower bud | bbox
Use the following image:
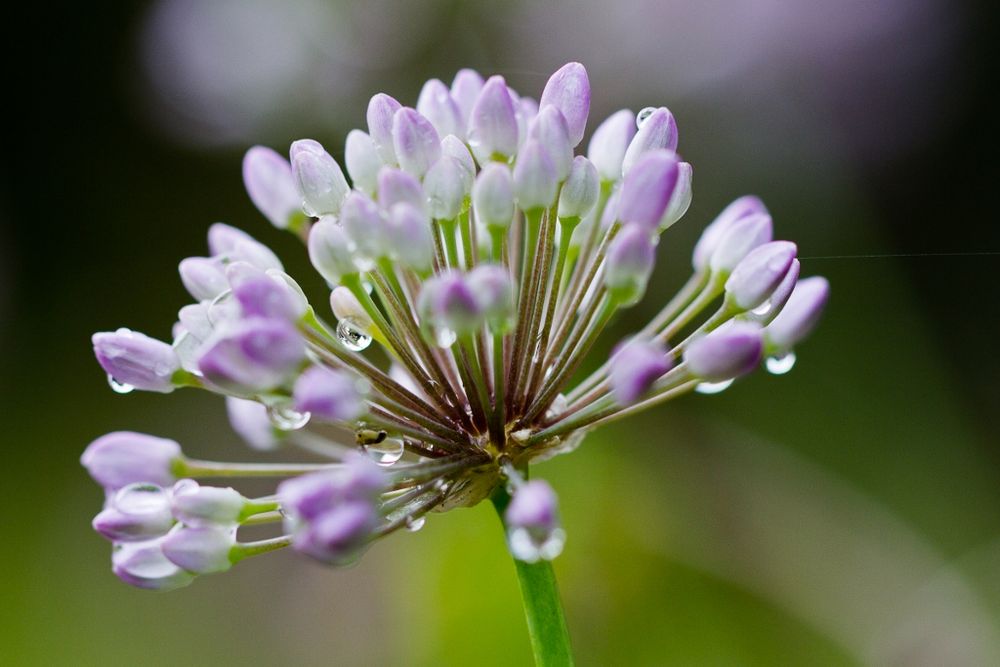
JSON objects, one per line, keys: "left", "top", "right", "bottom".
{"left": 764, "top": 276, "right": 830, "bottom": 354}
{"left": 610, "top": 338, "right": 673, "bottom": 405}
{"left": 367, "top": 93, "right": 402, "bottom": 165}
{"left": 387, "top": 203, "right": 434, "bottom": 274}
{"left": 617, "top": 149, "right": 680, "bottom": 231}
{"left": 197, "top": 317, "right": 305, "bottom": 393}
{"left": 242, "top": 146, "right": 300, "bottom": 229}
{"left": 746, "top": 258, "right": 800, "bottom": 324}
{"left": 178, "top": 256, "right": 227, "bottom": 301}
{"left": 604, "top": 223, "right": 656, "bottom": 305}
{"left": 228, "top": 264, "right": 306, "bottom": 322}
{"left": 660, "top": 161, "right": 692, "bottom": 231}
{"left": 528, "top": 106, "right": 573, "bottom": 181}
{"left": 725, "top": 241, "right": 798, "bottom": 311}
{"left": 516, "top": 96, "right": 540, "bottom": 147}
{"left": 683, "top": 322, "right": 764, "bottom": 382}
{"left": 207, "top": 223, "right": 283, "bottom": 271}
{"left": 513, "top": 140, "right": 559, "bottom": 212}
{"left": 505, "top": 479, "right": 564, "bottom": 562}
{"left": 290, "top": 139, "right": 350, "bottom": 217}
{"left": 423, "top": 156, "right": 469, "bottom": 221}
{"left": 692, "top": 196, "right": 768, "bottom": 271}
{"left": 293, "top": 366, "right": 365, "bottom": 422}
{"left": 308, "top": 216, "right": 358, "bottom": 284}
{"left": 709, "top": 213, "right": 774, "bottom": 274}
{"left": 440, "top": 134, "right": 476, "bottom": 179}
{"left": 622, "top": 107, "right": 679, "bottom": 175}
{"left": 472, "top": 162, "right": 515, "bottom": 228}
{"left": 427, "top": 272, "right": 482, "bottom": 335}
{"left": 600, "top": 188, "right": 621, "bottom": 230}
{"left": 588, "top": 109, "right": 637, "bottom": 182}
{"left": 112, "top": 539, "right": 195, "bottom": 591}
{"left": 293, "top": 501, "right": 378, "bottom": 565}
{"left": 81, "top": 432, "right": 182, "bottom": 490}
{"left": 278, "top": 454, "right": 385, "bottom": 520}
{"left": 171, "top": 480, "right": 247, "bottom": 526}
{"left": 344, "top": 130, "right": 381, "bottom": 195}
{"left": 161, "top": 525, "right": 235, "bottom": 574}
{"left": 467, "top": 75, "right": 519, "bottom": 163}
{"left": 340, "top": 191, "right": 388, "bottom": 270}
{"left": 450, "top": 68, "right": 484, "bottom": 127}
{"left": 392, "top": 107, "right": 442, "bottom": 179}
{"left": 467, "top": 264, "right": 515, "bottom": 334}
{"left": 558, "top": 156, "right": 600, "bottom": 220}
{"left": 377, "top": 167, "right": 425, "bottom": 211}
{"left": 93, "top": 483, "right": 175, "bottom": 542}
{"left": 417, "top": 78, "right": 464, "bottom": 140}
{"left": 539, "top": 62, "right": 590, "bottom": 147}
{"left": 226, "top": 396, "right": 282, "bottom": 451}
{"left": 93, "top": 329, "right": 180, "bottom": 393}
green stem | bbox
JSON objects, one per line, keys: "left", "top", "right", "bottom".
{"left": 492, "top": 488, "right": 574, "bottom": 667}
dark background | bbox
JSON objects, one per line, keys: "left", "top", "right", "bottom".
{"left": 3, "top": 1, "right": 999, "bottom": 664}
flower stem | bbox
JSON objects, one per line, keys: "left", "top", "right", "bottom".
{"left": 492, "top": 488, "right": 574, "bottom": 667}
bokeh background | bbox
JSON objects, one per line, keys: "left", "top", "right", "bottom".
{"left": 4, "top": 1, "right": 999, "bottom": 664}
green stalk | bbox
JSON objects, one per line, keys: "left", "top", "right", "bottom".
{"left": 492, "top": 487, "right": 574, "bottom": 667}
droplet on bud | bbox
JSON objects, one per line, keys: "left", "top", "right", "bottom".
{"left": 266, "top": 404, "right": 311, "bottom": 431}
{"left": 636, "top": 107, "right": 656, "bottom": 128}
{"left": 336, "top": 318, "right": 373, "bottom": 352}
{"left": 765, "top": 352, "right": 797, "bottom": 375}
{"left": 365, "top": 437, "right": 404, "bottom": 466}
{"left": 108, "top": 375, "right": 135, "bottom": 394}
{"left": 694, "top": 379, "right": 734, "bottom": 394}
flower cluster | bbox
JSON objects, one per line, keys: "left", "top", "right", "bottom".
{"left": 85, "top": 62, "right": 829, "bottom": 589}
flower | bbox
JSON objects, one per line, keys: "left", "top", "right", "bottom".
{"left": 84, "top": 61, "right": 828, "bottom": 589}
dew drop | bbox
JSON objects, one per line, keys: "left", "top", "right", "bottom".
{"left": 695, "top": 379, "right": 734, "bottom": 394}
{"left": 206, "top": 290, "right": 237, "bottom": 326}
{"left": 267, "top": 404, "right": 311, "bottom": 431}
{"left": 114, "top": 483, "right": 169, "bottom": 515}
{"left": 108, "top": 375, "right": 135, "bottom": 394}
{"left": 765, "top": 352, "right": 796, "bottom": 375}
{"left": 336, "top": 317, "right": 373, "bottom": 351}
{"left": 508, "top": 527, "right": 566, "bottom": 563}
{"left": 365, "top": 437, "right": 404, "bottom": 466}
{"left": 171, "top": 331, "right": 204, "bottom": 375}
{"left": 433, "top": 326, "right": 457, "bottom": 348}
{"left": 636, "top": 107, "right": 657, "bottom": 128}
{"left": 405, "top": 515, "right": 426, "bottom": 532}
{"left": 751, "top": 301, "right": 772, "bottom": 317}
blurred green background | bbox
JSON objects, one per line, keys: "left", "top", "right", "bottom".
{"left": 3, "top": 1, "right": 999, "bottom": 665}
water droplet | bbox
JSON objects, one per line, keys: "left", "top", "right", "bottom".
{"left": 206, "top": 289, "right": 238, "bottom": 326}
{"left": 114, "top": 483, "right": 169, "bottom": 515}
{"left": 365, "top": 437, "right": 404, "bottom": 466}
{"left": 433, "top": 326, "right": 457, "bottom": 348}
{"left": 508, "top": 527, "right": 566, "bottom": 563}
{"left": 405, "top": 515, "right": 425, "bottom": 532}
{"left": 751, "top": 301, "right": 771, "bottom": 317}
{"left": 107, "top": 375, "right": 135, "bottom": 394}
{"left": 266, "top": 404, "right": 311, "bottom": 431}
{"left": 695, "top": 379, "right": 734, "bottom": 394}
{"left": 636, "top": 107, "right": 657, "bottom": 128}
{"left": 336, "top": 317, "right": 373, "bottom": 351}
{"left": 765, "top": 352, "right": 796, "bottom": 375}
{"left": 171, "top": 331, "right": 204, "bottom": 375}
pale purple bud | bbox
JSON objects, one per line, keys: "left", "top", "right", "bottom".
{"left": 171, "top": 480, "right": 247, "bottom": 526}
{"left": 610, "top": 338, "right": 672, "bottom": 405}
{"left": 178, "top": 257, "right": 227, "bottom": 301}
{"left": 93, "top": 329, "right": 180, "bottom": 393}
{"left": 308, "top": 216, "right": 358, "bottom": 284}
{"left": 429, "top": 273, "right": 482, "bottom": 335}
{"left": 340, "top": 191, "right": 388, "bottom": 269}
{"left": 516, "top": 97, "right": 540, "bottom": 149}
{"left": 242, "top": 146, "right": 300, "bottom": 229}
{"left": 293, "top": 366, "right": 365, "bottom": 422}
{"left": 472, "top": 163, "right": 515, "bottom": 228}
{"left": 161, "top": 525, "right": 235, "bottom": 574}
{"left": 392, "top": 107, "right": 442, "bottom": 179}
{"left": 377, "top": 167, "right": 425, "bottom": 211}
{"left": 387, "top": 203, "right": 434, "bottom": 274}
{"left": 417, "top": 78, "right": 464, "bottom": 140}
{"left": 764, "top": 277, "right": 830, "bottom": 354}
{"left": 558, "top": 156, "right": 600, "bottom": 220}
{"left": 604, "top": 223, "right": 656, "bottom": 305}
{"left": 745, "top": 258, "right": 800, "bottom": 324}
{"left": 505, "top": 480, "right": 563, "bottom": 562}
{"left": 81, "top": 432, "right": 182, "bottom": 490}
{"left": 451, "top": 68, "right": 484, "bottom": 127}
{"left": 366, "top": 93, "right": 402, "bottom": 165}
{"left": 290, "top": 140, "right": 350, "bottom": 217}
{"left": 423, "top": 156, "right": 469, "bottom": 221}
{"left": 692, "top": 196, "right": 768, "bottom": 271}
{"left": 725, "top": 241, "right": 798, "bottom": 311}
{"left": 112, "top": 540, "right": 194, "bottom": 591}
{"left": 228, "top": 264, "right": 306, "bottom": 322}
{"left": 617, "top": 149, "right": 680, "bottom": 231}
{"left": 467, "top": 264, "right": 515, "bottom": 334}
{"left": 292, "top": 501, "right": 377, "bottom": 565}
{"left": 467, "top": 75, "right": 519, "bottom": 163}
{"left": 226, "top": 397, "right": 282, "bottom": 451}
{"left": 440, "top": 134, "right": 476, "bottom": 178}
{"left": 278, "top": 454, "right": 385, "bottom": 520}
{"left": 683, "top": 322, "right": 764, "bottom": 382}
{"left": 513, "top": 140, "right": 559, "bottom": 212}
{"left": 207, "top": 223, "right": 283, "bottom": 271}
{"left": 344, "top": 130, "right": 381, "bottom": 195}
{"left": 178, "top": 303, "right": 212, "bottom": 341}
{"left": 659, "top": 161, "right": 692, "bottom": 231}
{"left": 600, "top": 189, "right": 621, "bottom": 230}
{"left": 539, "top": 62, "right": 590, "bottom": 147}
{"left": 622, "top": 107, "right": 679, "bottom": 175}
{"left": 93, "top": 483, "right": 175, "bottom": 542}
{"left": 709, "top": 213, "right": 774, "bottom": 274}
{"left": 197, "top": 317, "right": 305, "bottom": 393}
{"left": 528, "top": 106, "right": 573, "bottom": 181}
{"left": 588, "top": 109, "right": 637, "bottom": 182}
{"left": 330, "top": 286, "right": 374, "bottom": 332}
